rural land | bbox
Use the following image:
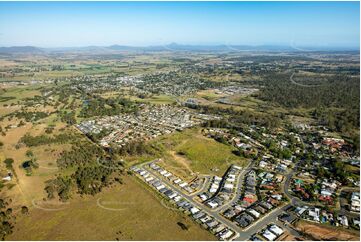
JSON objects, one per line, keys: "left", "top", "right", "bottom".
{"left": 0, "top": 44, "right": 359, "bottom": 241}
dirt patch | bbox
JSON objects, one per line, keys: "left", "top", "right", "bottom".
{"left": 295, "top": 220, "right": 360, "bottom": 241}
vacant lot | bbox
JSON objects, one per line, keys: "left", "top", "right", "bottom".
{"left": 9, "top": 175, "right": 214, "bottom": 241}
{"left": 295, "top": 220, "right": 360, "bottom": 241}
{"left": 156, "top": 128, "right": 248, "bottom": 178}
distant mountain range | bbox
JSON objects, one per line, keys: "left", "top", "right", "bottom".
{"left": 0, "top": 43, "right": 358, "bottom": 54}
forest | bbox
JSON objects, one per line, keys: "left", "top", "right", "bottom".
{"left": 258, "top": 73, "right": 359, "bottom": 137}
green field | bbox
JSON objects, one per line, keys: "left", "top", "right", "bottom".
{"left": 156, "top": 128, "right": 248, "bottom": 177}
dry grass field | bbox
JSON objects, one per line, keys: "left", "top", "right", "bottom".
{"left": 8, "top": 175, "right": 215, "bottom": 241}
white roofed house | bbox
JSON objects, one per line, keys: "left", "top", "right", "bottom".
{"left": 351, "top": 192, "right": 360, "bottom": 212}
{"left": 308, "top": 207, "right": 320, "bottom": 222}
{"left": 247, "top": 209, "right": 260, "bottom": 219}
{"left": 218, "top": 229, "right": 234, "bottom": 240}
{"left": 268, "top": 224, "right": 284, "bottom": 236}
{"left": 262, "top": 229, "right": 277, "bottom": 241}
{"left": 338, "top": 215, "right": 349, "bottom": 227}
{"left": 190, "top": 207, "right": 200, "bottom": 215}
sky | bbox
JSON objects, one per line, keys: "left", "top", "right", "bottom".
{"left": 0, "top": 1, "right": 359, "bottom": 48}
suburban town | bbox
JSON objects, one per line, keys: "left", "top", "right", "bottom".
{"left": 130, "top": 121, "right": 360, "bottom": 241}
{"left": 0, "top": 1, "right": 359, "bottom": 241}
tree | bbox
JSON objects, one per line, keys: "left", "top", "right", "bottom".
{"left": 3, "top": 158, "right": 14, "bottom": 169}
{"left": 21, "top": 206, "right": 29, "bottom": 214}
{"left": 25, "top": 150, "right": 34, "bottom": 158}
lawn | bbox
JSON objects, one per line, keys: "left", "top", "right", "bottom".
{"left": 8, "top": 175, "right": 215, "bottom": 241}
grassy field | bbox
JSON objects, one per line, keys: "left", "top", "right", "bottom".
{"left": 8, "top": 175, "right": 215, "bottom": 241}
{"left": 155, "top": 128, "right": 248, "bottom": 178}
{"left": 128, "top": 94, "right": 176, "bottom": 105}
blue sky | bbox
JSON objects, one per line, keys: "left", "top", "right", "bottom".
{"left": 0, "top": 1, "right": 359, "bottom": 48}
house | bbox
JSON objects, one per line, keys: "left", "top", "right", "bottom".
{"left": 193, "top": 212, "right": 206, "bottom": 220}
{"left": 278, "top": 212, "right": 297, "bottom": 224}
{"left": 262, "top": 229, "right": 277, "bottom": 241}
{"left": 235, "top": 216, "right": 250, "bottom": 228}
{"left": 223, "top": 208, "right": 236, "bottom": 219}
{"left": 259, "top": 160, "right": 268, "bottom": 168}
{"left": 188, "top": 206, "right": 199, "bottom": 214}
{"left": 295, "top": 206, "right": 308, "bottom": 217}
{"left": 254, "top": 205, "right": 267, "bottom": 214}
{"left": 164, "top": 190, "right": 173, "bottom": 197}
{"left": 351, "top": 192, "right": 360, "bottom": 212}
{"left": 224, "top": 183, "right": 234, "bottom": 190}
{"left": 159, "top": 187, "right": 168, "bottom": 194}
{"left": 156, "top": 184, "right": 165, "bottom": 190}
{"left": 200, "top": 216, "right": 212, "bottom": 223}
{"left": 168, "top": 192, "right": 177, "bottom": 199}
{"left": 207, "top": 201, "right": 219, "bottom": 209}
{"left": 308, "top": 207, "right": 320, "bottom": 222}
{"left": 259, "top": 201, "right": 273, "bottom": 210}
{"left": 206, "top": 220, "right": 219, "bottom": 229}
{"left": 268, "top": 224, "right": 283, "bottom": 236}
{"left": 2, "top": 176, "right": 11, "bottom": 181}
{"left": 247, "top": 209, "right": 260, "bottom": 219}
{"left": 213, "top": 224, "right": 226, "bottom": 233}
{"left": 218, "top": 229, "right": 233, "bottom": 240}
{"left": 179, "top": 182, "right": 188, "bottom": 188}
{"left": 145, "top": 176, "right": 154, "bottom": 182}
{"left": 338, "top": 215, "right": 349, "bottom": 227}
{"left": 275, "top": 174, "right": 284, "bottom": 183}
{"left": 352, "top": 217, "right": 360, "bottom": 227}
{"left": 199, "top": 193, "right": 208, "bottom": 201}
{"left": 235, "top": 213, "right": 254, "bottom": 227}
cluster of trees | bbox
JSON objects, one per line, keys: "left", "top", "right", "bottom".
{"left": 19, "top": 133, "right": 75, "bottom": 147}
{"left": 258, "top": 73, "right": 359, "bottom": 136}
{"left": 44, "top": 176, "right": 73, "bottom": 201}
{"left": 11, "top": 110, "right": 50, "bottom": 122}
{"left": 56, "top": 141, "right": 105, "bottom": 168}
{"left": 0, "top": 199, "right": 14, "bottom": 240}
{"left": 110, "top": 141, "right": 155, "bottom": 156}
{"left": 79, "top": 96, "right": 138, "bottom": 118}
{"left": 59, "top": 111, "right": 76, "bottom": 125}
{"left": 72, "top": 166, "right": 114, "bottom": 195}
{"left": 45, "top": 164, "right": 119, "bottom": 200}
{"left": 312, "top": 108, "right": 359, "bottom": 150}
{"left": 259, "top": 73, "right": 359, "bottom": 110}
{"left": 3, "top": 158, "right": 14, "bottom": 170}
{"left": 263, "top": 139, "right": 292, "bottom": 159}
{"left": 201, "top": 108, "right": 281, "bottom": 130}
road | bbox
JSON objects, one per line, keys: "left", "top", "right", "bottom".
{"left": 137, "top": 161, "right": 295, "bottom": 241}
{"left": 283, "top": 161, "right": 360, "bottom": 218}
{"left": 139, "top": 162, "right": 244, "bottom": 238}
{"left": 215, "top": 162, "right": 254, "bottom": 213}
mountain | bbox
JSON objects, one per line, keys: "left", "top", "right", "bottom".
{"left": 0, "top": 46, "right": 44, "bottom": 54}
{"left": 0, "top": 44, "right": 358, "bottom": 54}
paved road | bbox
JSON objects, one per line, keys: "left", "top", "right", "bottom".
{"left": 138, "top": 161, "right": 300, "bottom": 241}
{"left": 289, "top": 72, "right": 324, "bottom": 88}
{"left": 283, "top": 159, "right": 360, "bottom": 219}
{"left": 139, "top": 163, "right": 244, "bottom": 238}
{"left": 190, "top": 175, "right": 211, "bottom": 196}
{"left": 215, "top": 162, "right": 254, "bottom": 213}
{"left": 235, "top": 204, "right": 290, "bottom": 240}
